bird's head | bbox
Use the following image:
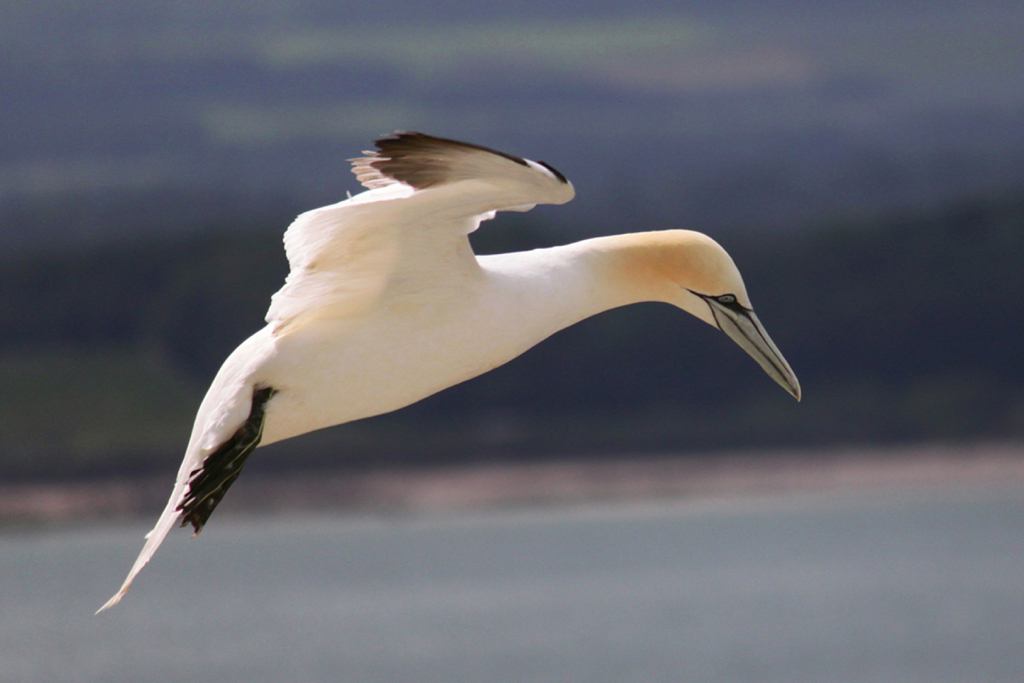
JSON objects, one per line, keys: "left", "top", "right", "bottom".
{"left": 602, "top": 230, "right": 801, "bottom": 401}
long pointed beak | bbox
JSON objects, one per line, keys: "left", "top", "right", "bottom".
{"left": 705, "top": 299, "right": 801, "bottom": 401}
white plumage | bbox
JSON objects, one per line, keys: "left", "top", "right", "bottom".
{"left": 98, "top": 132, "right": 799, "bottom": 612}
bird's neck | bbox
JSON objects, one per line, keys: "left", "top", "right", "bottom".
{"left": 477, "top": 232, "right": 687, "bottom": 340}
{"left": 560, "top": 232, "right": 689, "bottom": 311}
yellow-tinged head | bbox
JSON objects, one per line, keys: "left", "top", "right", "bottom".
{"left": 597, "top": 230, "right": 801, "bottom": 401}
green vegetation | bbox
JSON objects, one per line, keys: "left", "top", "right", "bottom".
{"left": 1, "top": 190, "right": 1022, "bottom": 480}
{"left": 0, "top": 348, "right": 200, "bottom": 478}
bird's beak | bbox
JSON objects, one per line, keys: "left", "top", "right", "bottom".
{"left": 704, "top": 298, "right": 801, "bottom": 401}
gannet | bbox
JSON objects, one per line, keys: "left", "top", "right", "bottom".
{"left": 98, "top": 132, "right": 800, "bottom": 612}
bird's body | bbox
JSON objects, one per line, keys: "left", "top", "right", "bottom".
{"left": 99, "top": 132, "right": 800, "bottom": 612}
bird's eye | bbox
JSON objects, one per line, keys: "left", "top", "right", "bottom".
{"left": 717, "top": 294, "right": 737, "bottom": 305}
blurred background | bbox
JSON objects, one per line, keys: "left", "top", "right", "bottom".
{"left": 2, "top": 1, "right": 1023, "bottom": 681}
{"left": 2, "top": 0, "right": 1023, "bottom": 480}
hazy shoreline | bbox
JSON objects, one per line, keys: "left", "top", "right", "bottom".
{"left": 2, "top": 441, "right": 1022, "bottom": 527}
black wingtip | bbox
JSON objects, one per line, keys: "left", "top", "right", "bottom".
{"left": 373, "top": 131, "right": 529, "bottom": 166}
{"left": 359, "top": 132, "right": 574, "bottom": 190}
{"left": 358, "top": 132, "right": 530, "bottom": 190}
{"left": 177, "top": 386, "right": 276, "bottom": 535}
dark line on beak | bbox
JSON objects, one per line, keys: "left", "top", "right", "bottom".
{"left": 739, "top": 311, "right": 793, "bottom": 383}
{"left": 706, "top": 301, "right": 724, "bottom": 332}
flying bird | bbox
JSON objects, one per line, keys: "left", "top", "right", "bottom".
{"left": 98, "top": 132, "right": 800, "bottom": 612}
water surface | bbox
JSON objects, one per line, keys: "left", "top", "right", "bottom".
{"left": 3, "top": 487, "right": 1023, "bottom": 683}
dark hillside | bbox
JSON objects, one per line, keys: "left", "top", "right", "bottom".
{"left": 1, "top": 191, "right": 1022, "bottom": 480}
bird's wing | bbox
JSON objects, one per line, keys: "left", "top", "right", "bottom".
{"left": 266, "top": 132, "right": 575, "bottom": 335}
{"left": 97, "top": 333, "right": 274, "bottom": 613}
{"left": 350, "top": 131, "right": 573, "bottom": 200}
